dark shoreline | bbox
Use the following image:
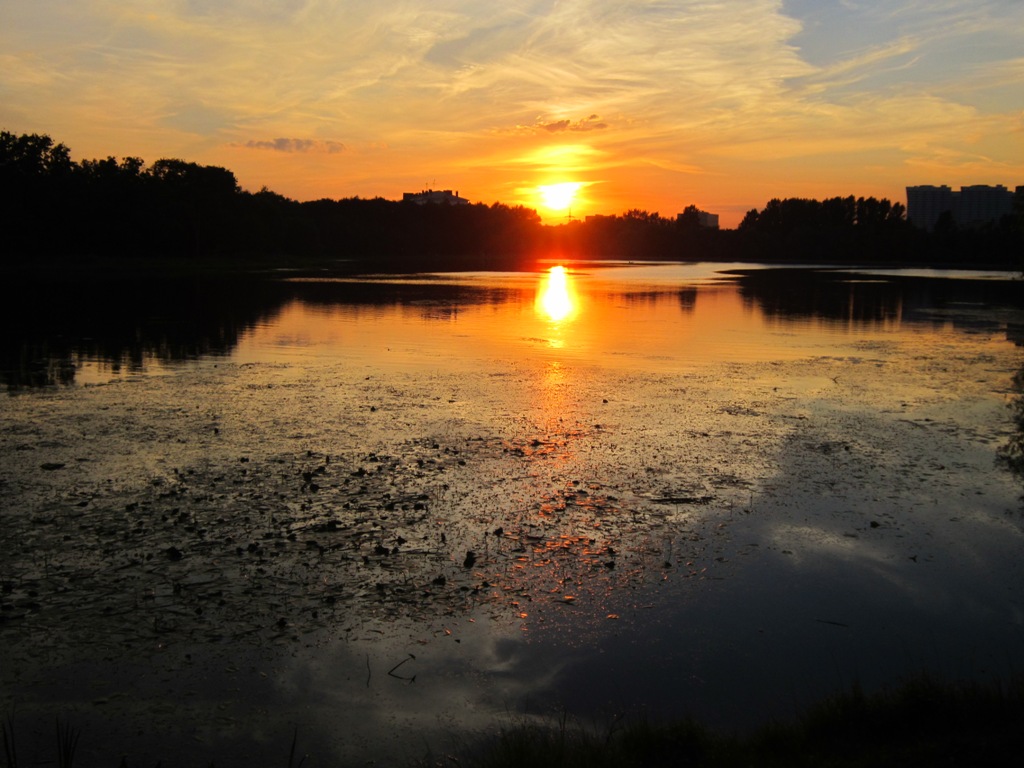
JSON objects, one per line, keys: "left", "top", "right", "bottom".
{"left": 5, "top": 131, "right": 1021, "bottom": 279}
{"left": 2, "top": 253, "right": 1020, "bottom": 283}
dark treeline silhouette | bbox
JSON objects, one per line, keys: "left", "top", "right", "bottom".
{"left": 0, "top": 131, "right": 543, "bottom": 269}
{"left": 547, "top": 207, "right": 739, "bottom": 262}
{"left": 736, "top": 194, "right": 1023, "bottom": 265}
{"left": 737, "top": 195, "right": 913, "bottom": 262}
{"left": 3, "top": 131, "right": 1022, "bottom": 270}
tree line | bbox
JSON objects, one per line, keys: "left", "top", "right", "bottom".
{"left": 2, "top": 130, "right": 1021, "bottom": 270}
{"left": 0, "top": 131, "right": 544, "bottom": 269}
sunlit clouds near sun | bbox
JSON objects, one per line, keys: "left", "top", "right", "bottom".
{"left": 1, "top": 1, "right": 1022, "bottom": 226}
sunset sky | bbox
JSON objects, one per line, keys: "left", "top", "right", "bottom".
{"left": 2, "top": 1, "right": 1022, "bottom": 226}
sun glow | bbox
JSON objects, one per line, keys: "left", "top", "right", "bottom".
{"left": 536, "top": 265, "right": 576, "bottom": 323}
{"left": 538, "top": 182, "right": 582, "bottom": 212}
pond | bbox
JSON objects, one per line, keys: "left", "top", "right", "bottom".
{"left": 1, "top": 261, "right": 1023, "bottom": 766}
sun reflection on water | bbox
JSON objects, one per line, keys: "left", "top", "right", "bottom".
{"left": 536, "top": 265, "right": 577, "bottom": 324}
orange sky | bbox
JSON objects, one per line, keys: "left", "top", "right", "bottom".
{"left": 2, "top": 1, "right": 1022, "bottom": 227}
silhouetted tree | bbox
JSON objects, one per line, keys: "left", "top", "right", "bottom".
{"left": 1, "top": 131, "right": 78, "bottom": 257}
{"left": 0, "top": 129, "right": 1017, "bottom": 269}
{"left": 737, "top": 195, "right": 915, "bottom": 262}
{"left": 75, "top": 156, "right": 152, "bottom": 254}
{"left": 0, "top": 131, "right": 74, "bottom": 176}
{"left": 147, "top": 159, "right": 240, "bottom": 257}
{"left": 677, "top": 205, "right": 702, "bottom": 232}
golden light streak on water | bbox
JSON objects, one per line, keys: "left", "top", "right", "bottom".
{"left": 536, "top": 265, "right": 577, "bottom": 323}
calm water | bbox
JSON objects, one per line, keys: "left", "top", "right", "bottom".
{"left": 2, "top": 262, "right": 1023, "bottom": 765}
{"left": 4, "top": 261, "right": 1021, "bottom": 385}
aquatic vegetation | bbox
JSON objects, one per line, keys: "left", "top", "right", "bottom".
{"left": 4, "top": 674, "right": 1020, "bottom": 766}
{"left": 420, "top": 674, "right": 1024, "bottom": 767}
{"left": 55, "top": 718, "right": 80, "bottom": 768}
{"left": 0, "top": 432, "right": 728, "bottom": 657}
{"left": 998, "top": 365, "right": 1024, "bottom": 480}
{"left": 2, "top": 717, "right": 80, "bottom": 768}
{"left": 2, "top": 717, "right": 17, "bottom": 768}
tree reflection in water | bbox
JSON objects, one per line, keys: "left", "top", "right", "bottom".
{"left": 0, "top": 275, "right": 290, "bottom": 389}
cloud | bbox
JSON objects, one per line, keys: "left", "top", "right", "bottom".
{"left": 1, "top": 0, "right": 1021, "bottom": 220}
{"left": 238, "top": 138, "right": 346, "bottom": 154}
{"left": 537, "top": 115, "right": 608, "bottom": 133}
{"left": 177, "top": 0, "right": 311, "bottom": 24}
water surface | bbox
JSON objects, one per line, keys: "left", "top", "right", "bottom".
{"left": 2, "top": 262, "right": 1022, "bottom": 766}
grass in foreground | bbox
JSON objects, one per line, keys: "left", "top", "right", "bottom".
{"left": 420, "top": 674, "right": 1024, "bottom": 768}
{"left": 3, "top": 675, "right": 1022, "bottom": 766}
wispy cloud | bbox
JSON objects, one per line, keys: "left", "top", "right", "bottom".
{"left": 537, "top": 115, "right": 608, "bottom": 133}
{"left": 1, "top": 0, "right": 1021, "bottom": 223}
{"left": 802, "top": 36, "right": 923, "bottom": 88}
{"left": 238, "top": 138, "right": 346, "bottom": 154}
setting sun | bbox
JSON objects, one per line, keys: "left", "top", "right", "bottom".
{"left": 538, "top": 182, "right": 582, "bottom": 213}
{"left": 5, "top": 3, "right": 1021, "bottom": 229}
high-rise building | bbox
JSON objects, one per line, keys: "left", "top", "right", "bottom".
{"left": 906, "top": 185, "right": 954, "bottom": 231}
{"left": 958, "top": 185, "right": 1015, "bottom": 229}
{"left": 906, "top": 184, "right": 1016, "bottom": 231}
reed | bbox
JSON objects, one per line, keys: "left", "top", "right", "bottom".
{"left": 55, "top": 718, "right": 80, "bottom": 768}
{"left": 2, "top": 716, "right": 17, "bottom": 768}
{"left": 3, "top": 674, "right": 1021, "bottom": 767}
{"left": 419, "top": 673, "right": 1024, "bottom": 768}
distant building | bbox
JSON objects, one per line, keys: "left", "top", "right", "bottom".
{"left": 906, "top": 184, "right": 1017, "bottom": 231}
{"left": 695, "top": 210, "right": 719, "bottom": 229}
{"left": 402, "top": 189, "right": 469, "bottom": 205}
{"left": 677, "top": 206, "right": 719, "bottom": 229}
{"left": 957, "top": 185, "right": 1016, "bottom": 229}
{"left": 905, "top": 186, "right": 954, "bottom": 232}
